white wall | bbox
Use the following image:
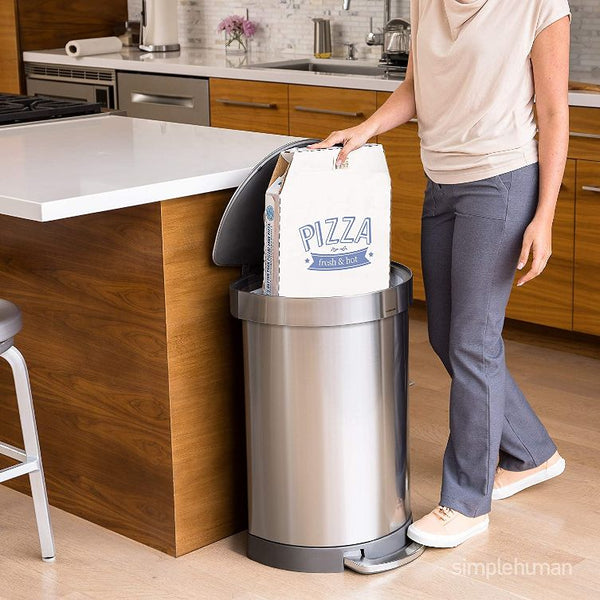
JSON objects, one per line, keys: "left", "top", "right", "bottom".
{"left": 129, "top": 0, "right": 598, "bottom": 73}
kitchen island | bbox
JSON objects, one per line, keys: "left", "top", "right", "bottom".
{"left": 0, "top": 114, "right": 299, "bottom": 556}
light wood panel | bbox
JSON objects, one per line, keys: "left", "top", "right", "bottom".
{"left": 0, "top": 0, "right": 21, "bottom": 93}
{"left": 289, "top": 84, "right": 376, "bottom": 139}
{"left": 0, "top": 204, "right": 176, "bottom": 554}
{"left": 17, "top": 0, "right": 127, "bottom": 52}
{"left": 574, "top": 160, "right": 600, "bottom": 335}
{"left": 210, "top": 78, "right": 289, "bottom": 135}
{"left": 376, "top": 92, "right": 426, "bottom": 301}
{"left": 160, "top": 193, "right": 247, "bottom": 556}
{"left": 0, "top": 192, "right": 249, "bottom": 557}
{"left": 506, "top": 159, "right": 576, "bottom": 329}
{"left": 568, "top": 106, "right": 600, "bottom": 161}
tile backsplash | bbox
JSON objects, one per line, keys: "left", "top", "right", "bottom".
{"left": 128, "top": 0, "right": 598, "bottom": 73}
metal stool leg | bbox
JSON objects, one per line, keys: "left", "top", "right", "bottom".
{"left": 2, "top": 346, "right": 55, "bottom": 561}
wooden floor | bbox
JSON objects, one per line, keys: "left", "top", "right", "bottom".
{"left": 2, "top": 316, "right": 599, "bottom": 600}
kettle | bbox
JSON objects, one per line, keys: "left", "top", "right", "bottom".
{"left": 140, "top": 0, "right": 180, "bottom": 52}
{"left": 383, "top": 18, "right": 411, "bottom": 55}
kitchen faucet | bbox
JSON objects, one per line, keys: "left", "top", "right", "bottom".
{"left": 366, "top": 0, "right": 392, "bottom": 47}
{"left": 343, "top": 0, "right": 351, "bottom": 8}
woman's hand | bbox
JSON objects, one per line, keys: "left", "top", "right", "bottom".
{"left": 307, "top": 122, "right": 376, "bottom": 166}
{"left": 516, "top": 217, "right": 553, "bottom": 286}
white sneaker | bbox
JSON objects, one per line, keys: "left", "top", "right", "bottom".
{"left": 492, "top": 452, "right": 566, "bottom": 500}
{"left": 407, "top": 506, "right": 489, "bottom": 548}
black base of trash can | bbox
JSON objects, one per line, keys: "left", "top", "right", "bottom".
{"left": 247, "top": 517, "right": 424, "bottom": 574}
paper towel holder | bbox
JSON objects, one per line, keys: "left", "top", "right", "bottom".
{"left": 139, "top": 0, "right": 181, "bottom": 53}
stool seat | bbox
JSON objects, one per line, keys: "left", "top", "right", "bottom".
{"left": 0, "top": 299, "right": 22, "bottom": 343}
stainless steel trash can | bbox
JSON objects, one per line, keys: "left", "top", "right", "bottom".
{"left": 213, "top": 139, "right": 423, "bottom": 574}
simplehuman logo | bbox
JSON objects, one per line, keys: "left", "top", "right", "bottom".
{"left": 451, "top": 558, "right": 573, "bottom": 579}
{"left": 298, "top": 216, "right": 373, "bottom": 271}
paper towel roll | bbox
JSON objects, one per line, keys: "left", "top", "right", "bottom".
{"left": 65, "top": 37, "right": 123, "bottom": 58}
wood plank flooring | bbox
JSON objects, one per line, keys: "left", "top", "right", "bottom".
{"left": 2, "top": 316, "right": 598, "bottom": 600}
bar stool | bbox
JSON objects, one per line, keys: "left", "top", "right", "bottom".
{"left": 0, "top": 299, "right": 55, "bottom": 562}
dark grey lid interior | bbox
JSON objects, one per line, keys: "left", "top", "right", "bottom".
{"left": 212, "top": 137, "right": 320, "bottom": 267}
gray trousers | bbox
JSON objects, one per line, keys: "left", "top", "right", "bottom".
{"left": 421, "top": 162, "right": 557, "bottom": 517}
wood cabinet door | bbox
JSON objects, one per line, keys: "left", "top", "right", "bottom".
{"left": 568, "top": 107, "right": 600, "bottom": 161}
{"left": 377, "top": 123, "right": 426, "bottom": 301}
{"left": 506, "top": 159, "right": 576, "bottom": 330}
{"left": 574, "top": 160, "right": 600, "bottom": 335}
{"left": 209, "top": 78, "right": 289, "bottom": 135}
{"left": 0, "top": 0, "right": 20, "bottom": 93}
{"left": 288, "top": 85, "right": 376, "bottom": 139}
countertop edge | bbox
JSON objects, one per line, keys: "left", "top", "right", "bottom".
{"left": 0, "top": 171, "right": 250, "bottom": 223}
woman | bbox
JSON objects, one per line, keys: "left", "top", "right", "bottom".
{"left": 310, "top": 0, "right": 571, "bottom": 548}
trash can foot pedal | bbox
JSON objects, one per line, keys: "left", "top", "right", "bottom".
{"left": 344, "top": 541, "right": 424, "bottom": 574}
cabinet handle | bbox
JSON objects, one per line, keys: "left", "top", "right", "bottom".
{"left": 582, "top": 185, "right": 600, "bottom": 194}
{"left": 293, "top": 106, "right": 364, "bottom": 118}
{"left": 216, "top": 98, "right": 276, "bottom": 109}
{"left": 569, "top": 131, "right": 600, "bottom": 140}
{"left": 408, "top": 117, "right": 418, "bottom": 123}
{"left": 131, "top": 92, "right": 194, "bottom": 108}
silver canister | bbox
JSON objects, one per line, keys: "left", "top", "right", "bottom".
{"left": 313, "top": 18, "right": 332, "bottom": 59}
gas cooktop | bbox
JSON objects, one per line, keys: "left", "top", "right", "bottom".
{"left": 0, "top": 93, "right": 101, "bottom": 126}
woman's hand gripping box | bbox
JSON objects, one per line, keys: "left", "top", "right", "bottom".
{"left": 263, "top": 144, "right": 391, "bottom": 297}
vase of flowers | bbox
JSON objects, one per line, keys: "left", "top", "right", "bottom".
{"left": 217, "top": 14, "right": 257, "bottom": 55}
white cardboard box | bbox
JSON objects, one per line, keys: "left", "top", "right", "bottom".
{"left": 263, "top": 144, "right": 391, "bottom": 298}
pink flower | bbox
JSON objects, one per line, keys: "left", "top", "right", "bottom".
{"left": 217, "top": 14, "right": 257, "bottom": 40}
{"left": 242, "top": 20, "right": 256, "bottom": 38}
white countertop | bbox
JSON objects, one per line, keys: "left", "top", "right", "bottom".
{"left": 22, "top": 47, "right": 600, "bottom": 107}
{"left": 22, "top": 47, "right": 405, "bottom": 93}
{"left": 0, "top": 114, "right": 299, "bottom": 222}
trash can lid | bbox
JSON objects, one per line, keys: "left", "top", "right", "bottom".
{"left": 212, "top": 137, "right": 321, "bottom": 268}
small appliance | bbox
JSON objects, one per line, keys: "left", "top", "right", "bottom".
{"left": 139, "top": 0, "right": 180, "bottom": 53}
{"left": 380, "top": 18, "right": 410, "bottom": 75}
{"left": 313, "top": 18, "right": 332, "bottom": 59}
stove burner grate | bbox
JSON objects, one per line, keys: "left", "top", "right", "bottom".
{"left": 0, "top": 94, "right": 102, "bottom": 125}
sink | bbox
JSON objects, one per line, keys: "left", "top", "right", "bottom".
{"left": 249, "top": 59, "right": 388, "bottom": 78}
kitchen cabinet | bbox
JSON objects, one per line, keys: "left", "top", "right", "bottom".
{"left": 288, "top": 85, "right": 376, "bottom": 139}
{"left": 574, "top": 160, "right": 600, "bottom": 335}
{"left": 209, "top": 78, "right": 289, "bottom": 135}
{"left": 0, "top": 0, "right": 127, "bottom": 94}
{"left": 375, "top": 92, "right": 426, "bottom": 301}
{"left": 568, "top": 106, "right": 600, "bottom": 161}
{"left": 570, "top": 107, "right": 600, "bottom": 335}
{"left": 0, "top": 0, "right": 21, "bottom": 93}
{"left": 0, "top": 115, "right": 297, "bottom": 556}
{"left": 506, "top": 160, "right": 575, "bottom": 329}
{"left": 207, "top": 81, "right": 598, "bottom": 335}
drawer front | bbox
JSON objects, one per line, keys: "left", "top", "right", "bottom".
{"left": 574, "top": 160, "right": 600, "bottom": 335}
{"left": 506, "top": 160, "right": 575, "bottom": 330}
{"left": 568, "top": 106, "right": 600, "bottom": 161}
{"left": 117, "top": 72, "right": 209, "bottom": 125}
{"left": 289, "top": 85, "right": 376, "bottom": 139}
{"left": 210, "top": 78, "right": 288, "bottom": 135}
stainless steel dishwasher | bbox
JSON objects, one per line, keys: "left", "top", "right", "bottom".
{"left": 117, "top": 72, "right": 210, "bottom": 125}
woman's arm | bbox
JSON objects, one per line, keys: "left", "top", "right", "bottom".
{"left": 309, "top": 52, "right": 417, "bottom": 165}
{"left": 517, "top": 15, "right": 570, "bottom": 286}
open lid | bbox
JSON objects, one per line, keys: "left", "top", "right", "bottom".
{"left": 212, "top": 137, "right": 320, "bottom": 268}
